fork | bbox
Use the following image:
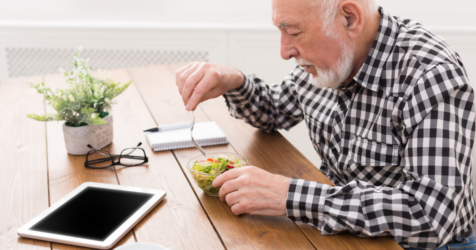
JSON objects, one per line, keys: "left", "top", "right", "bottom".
{"left": 191, "top": 111, "right": 207, "bottom": 157}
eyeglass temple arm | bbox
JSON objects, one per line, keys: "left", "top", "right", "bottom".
{"left": 87, "top": 144, "right": 111, "bottom": 157}
{"left": 87, "top": 143, "right": 142, "bottom": 156}
{"left": 121, "top": 142, "right": 143, "bottom": 156}
{"left": 88, "top": 142, "right": 141, "bottom": 149}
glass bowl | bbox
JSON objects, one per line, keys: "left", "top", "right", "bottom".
{"left": 186, "top": 153, "right": 249, "bottom": 197}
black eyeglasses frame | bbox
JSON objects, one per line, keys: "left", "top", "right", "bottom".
{"left": 84, "top": 143, "right": 148, "bottom": 169}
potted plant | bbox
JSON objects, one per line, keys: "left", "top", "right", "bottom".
{"left": 27, "top": 47, "right": 131, "bottom": 155}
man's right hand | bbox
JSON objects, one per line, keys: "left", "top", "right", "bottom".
{"left": 176, "top": 62, "right": 244, "bottom": 111}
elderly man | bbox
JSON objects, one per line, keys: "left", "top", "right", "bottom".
{"left": 176, "top": 0, "right": 476, "bottom": 249}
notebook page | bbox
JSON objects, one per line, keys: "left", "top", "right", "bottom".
{"left": 146, "top": 121, "right": 226, "bottom": 148}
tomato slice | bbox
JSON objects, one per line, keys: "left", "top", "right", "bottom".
{"left": 229, "top": 161, "right": 234, "bottom": 164}
{"left": 207, "top": 158, "right": 214, "bottom": 162}
{"left": 215, "top": 160, "right": 220, "bottom": 163}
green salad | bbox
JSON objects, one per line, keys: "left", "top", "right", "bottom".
{"left": 190, "top": 154, "right": 248, "bottom": 196}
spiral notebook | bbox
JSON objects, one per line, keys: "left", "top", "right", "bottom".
{"left": 146, "top": 121, "right": 228, "bottom": 151}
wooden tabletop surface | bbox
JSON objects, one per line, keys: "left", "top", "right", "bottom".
{"left": 0, "top": 64, "right": 403, "bottom": 250}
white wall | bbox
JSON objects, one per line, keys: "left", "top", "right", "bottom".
{"left": 0, "top": 0, "right": 474, "bottom": 28}
{"left": 1, "top": 0, "right": 475, "bottom": 169}
{"left": 378, "top": 0, "right": 475, "bottom": 29}
{"left": 0, "top": 0, "right": 272, "bottom": 24}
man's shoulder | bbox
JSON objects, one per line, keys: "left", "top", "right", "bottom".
{"left": 392, "top": 15, "right": 462, "bottom": 71}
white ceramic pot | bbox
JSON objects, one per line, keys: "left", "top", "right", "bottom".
{"left": 62, "top": 114, "right": 114, "bottom": 155}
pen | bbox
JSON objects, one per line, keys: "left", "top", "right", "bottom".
{"left": 143, "top": 122, "right": 193, "bottom": 133}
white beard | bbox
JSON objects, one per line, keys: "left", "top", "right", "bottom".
{"left": 295, "top": 42, "right": 354, "bottom": 89}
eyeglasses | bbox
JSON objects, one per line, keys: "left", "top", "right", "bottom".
{"left": 85, "top": 142, "right": 148, "bottom": 169}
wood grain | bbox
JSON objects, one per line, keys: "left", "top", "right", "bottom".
{"left": 102, "top": 69, "right": 224, "bottom": 250}
{"left": 0, "top": 76, "right": 51, "bottom": 250}
{"left": 42, "top": 73, "right": 136, "bottom": 250}
{"left": 129, "top": 65, "right": 316, "bottom": 249}
{"left": 166, "top": 63, "right": 402, "bottom": 250}
{"left": 3, "top": 62, "right": 403, "bottom": 250}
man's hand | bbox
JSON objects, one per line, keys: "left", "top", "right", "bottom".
{"left": 176, "top": 62, "right": 244, "bottom": 111}
{"left": 212, "top": 166, "right": 292, "bottom": 216}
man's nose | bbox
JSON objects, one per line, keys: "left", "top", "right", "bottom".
{"left": 280, "top": 32, "right": 299, "bottom": 60}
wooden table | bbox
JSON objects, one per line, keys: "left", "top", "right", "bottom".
{"left": 0, "top": 64, "right": 403, "bottom": 250}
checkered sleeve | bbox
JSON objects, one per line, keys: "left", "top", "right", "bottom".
{"left": 223, "top": 66, "right": 304, "bottom": 133}
{"left": 287, "top": 63, "right": 476, "bottom": 249}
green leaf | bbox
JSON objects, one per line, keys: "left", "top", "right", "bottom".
{"left": 26, "top": 46, "right": 130, "bottom": 125}
{"left": 27, "top": 113, "right": 56, "bottom": 122}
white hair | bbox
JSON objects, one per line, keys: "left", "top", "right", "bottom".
{"left": 319, "top": 0, "right": 378, "bottom": 37}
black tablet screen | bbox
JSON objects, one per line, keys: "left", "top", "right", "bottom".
{"left": 30, "top": 187, "right": 154, "bottom": 241}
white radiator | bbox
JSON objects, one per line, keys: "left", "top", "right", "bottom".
{"left": 5, "top": 48, "right": 208, "bottom": 77}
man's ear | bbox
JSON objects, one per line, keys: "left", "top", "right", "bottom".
{"left": 338, "top": 1, "right": 365, "bottom": 39}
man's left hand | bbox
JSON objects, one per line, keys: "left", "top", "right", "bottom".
{"left": 212, "top": 166, "right": 292, "bottom": 216}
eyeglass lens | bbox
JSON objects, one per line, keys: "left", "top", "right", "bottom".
{"left": 119, "top": 148, "right": 146, "bottom": 166}
{"left": 86, "top": 149, "right": 115, "bottom": 168}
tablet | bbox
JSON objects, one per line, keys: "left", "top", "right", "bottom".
{"left": 18, "top": 182, "right": 166, "bottom": 249}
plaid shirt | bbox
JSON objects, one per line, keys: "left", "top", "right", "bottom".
{"left": 223, "top": 7, "right": 476, "bottom": 249}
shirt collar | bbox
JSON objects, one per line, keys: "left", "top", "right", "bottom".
{"left": 352, "top": 6, "right": 399, "bottom": 92}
